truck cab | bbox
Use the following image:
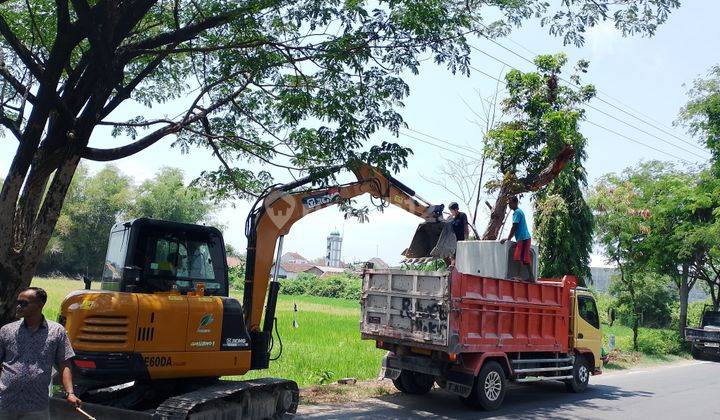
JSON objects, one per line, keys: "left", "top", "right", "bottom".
{"left": 686, "top": 306, "right": 720, "bottom": 361}
{"left": 571, "top": 288, "right": 603, "bottom": 373}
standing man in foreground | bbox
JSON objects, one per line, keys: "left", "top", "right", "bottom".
{"left": 500, "top": 196, "right": 534, "bottom": 281}
{"left": 0, "top": 287, "right": 81, "bottom": 419}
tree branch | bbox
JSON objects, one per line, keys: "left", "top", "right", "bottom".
{"left": 0, "top": 66, "right": 36, "bottom": 103}
{"left": 84, "top": 80, "right": 251, "bottom": 160}
{"left": 516, "top": 144, "right": 575, "bottom": 191}
{"left": 125, "top": 10, "right": 240, "bottom": 52}
{"left": 0, "top": 15, "right": 44, "bottom": 79}
{"left": 0, "top": 111, "right": 22, "bottom": 140}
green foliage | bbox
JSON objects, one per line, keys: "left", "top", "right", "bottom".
{"left": 682, "top": 301, "right": 711, "bottom": 329}
{"left": 591, "top": 160, "right": 720, "bottom": 336}
{"left": 484, "top": 53, "right": 594, "bottom": 282}
{"left": 0, "top": 0, "right": 681, "bottom": 201}
{"left": 39, "top": 165, "right": 133, "bottom": 277}
{"left": 400, "top": 259, "right": 447, "bottom": 271}
{"left": 39, "top": 165, "right": 215, "bottom": 277}
{"left": 610, "top": 273, "right": 674, "bottom": 329}
{"left": 678, "top": 64, "right": 720, "bottom": 172}
{"left": 130, "top": 167, "right": 213, "bottom": 224}
{"left": 228, "top": 265, "right": 245, "bottom": 291}
{"left": 636, "top": 329, "right": 684, "bottom": 356}
{"left": 280, "top": 273, "right": 362, "bottom": 300}
{"left": 593, "top": 291, "right": 617, "bottom": 326}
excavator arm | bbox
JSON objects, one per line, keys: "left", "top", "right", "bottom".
{"left": 242, "top": 163, "right": 454, "bottom": 367}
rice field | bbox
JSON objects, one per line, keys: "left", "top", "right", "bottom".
{"left": 31, "top": 277, "right": 382, "bottom": 387}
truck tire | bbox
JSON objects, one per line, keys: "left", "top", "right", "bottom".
{"left": 460, "top": 361, "right": 507, "bottom": 411}
{"left": 565, "top": 357, "right": 590, "bottom": 393}
{"left": 691, "top": 345, "right": 705, "bottom": 360}
{"left": 392, "top": 370, "right": 434, "bottom": 395}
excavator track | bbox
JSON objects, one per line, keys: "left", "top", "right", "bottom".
{"left": 153, "top": 377, "right": 299, "bottom": 419}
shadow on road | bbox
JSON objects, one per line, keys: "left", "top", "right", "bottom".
{"left": 298, "top": 381, "right": 654, "bottom": 419}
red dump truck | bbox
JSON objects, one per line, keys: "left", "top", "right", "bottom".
{"left": 360, "top": 241, "right": 602, "bottom": 410}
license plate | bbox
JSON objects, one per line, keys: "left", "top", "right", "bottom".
{"left": 704, "top": 342, "right": 720, "bottom": 348}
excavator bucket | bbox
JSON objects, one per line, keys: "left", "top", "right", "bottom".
{"left": 402, "top": 221, "right": 457, "bottom": 260}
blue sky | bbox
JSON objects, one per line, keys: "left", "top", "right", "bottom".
{"left": 1, "top": 2, "right": 717, "bottom": 266}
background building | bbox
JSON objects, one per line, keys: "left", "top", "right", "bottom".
{"left": 326, "top": 230, "right": 342, "bottom": 267}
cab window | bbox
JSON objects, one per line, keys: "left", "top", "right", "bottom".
{"left": 578, "top": 296, "right": 600, "bottom": 329}
{"left": 102, "top": 228, "right": 129, "bottom": 283}
{"left": 143, "top": 233, "right": 223, "bottom": 294}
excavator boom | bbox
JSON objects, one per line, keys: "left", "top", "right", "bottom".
{"left": 242, "top": 162, "right": 455, "bottom": 349}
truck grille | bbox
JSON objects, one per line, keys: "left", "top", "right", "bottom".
{"left": 78, "top": 315, "right": 129, "bottom": 344}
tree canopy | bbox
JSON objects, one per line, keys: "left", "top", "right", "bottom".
{"left": 481, "top": 53, "right": 594, "bottom": 262}
{"left": 38, "top": 164, "right": 213, "bottom": 277}
{"left": 0, "top": 0, "right": 681, "bottom": 322}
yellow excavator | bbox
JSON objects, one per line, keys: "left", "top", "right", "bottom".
{"left": 57, "top": 162, "right": 455, "bottom": 418}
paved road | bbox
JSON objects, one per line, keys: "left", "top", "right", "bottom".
{"left": 298, "top": 361, "right": 720, "bottom": 419}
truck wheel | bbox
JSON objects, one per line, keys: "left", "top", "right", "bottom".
{"left": 565, "top": 357, "right": 590, "bottom": 393}
{"left": 461, "top": 361, "right": 507, "bottom": 411}
{"left": 392, "top": 370, "right": 434, "bottom": 395}
{"left": 691, "top": 345, "right": 705, "bottom": 361}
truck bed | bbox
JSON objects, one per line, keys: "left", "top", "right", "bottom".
{"left": 360, "top": 269, "right": 576, "bottom": 354}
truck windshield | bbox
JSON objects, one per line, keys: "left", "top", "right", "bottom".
{"left": 703, "top": 311, "right": 720, "bottom": 327}
{"left": 578, "top": 296, "right": 600, "bottom": 329}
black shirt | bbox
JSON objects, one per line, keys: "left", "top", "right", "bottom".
{"left": 451, "top": 212, "right": 468, "bottom": 241}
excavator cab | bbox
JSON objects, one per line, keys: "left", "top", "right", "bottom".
{"left": 100, "top": 218, "right": 228, "bottom": 296}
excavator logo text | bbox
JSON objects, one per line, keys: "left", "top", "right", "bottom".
{"left": 302, "top": 189, "right": 340, "bottom": 209}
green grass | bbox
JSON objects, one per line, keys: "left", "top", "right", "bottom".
{"left": 32, "top": 277, "right": 85, "bottom": 321}
{"left": 234, "top": 294, "right": 382, "bottom": 387}
{"left": 600, "top": 323, "right": 690, "bottom": 370}
{"left": 31, "top": 277, "right": 382, "bottom": 388}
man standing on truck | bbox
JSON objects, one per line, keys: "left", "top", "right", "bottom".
{"left": 449, "top": 202, "right": 469, "bottom": 241}
{"left": 500, "top": 196, "right": 534, "bottom": 281}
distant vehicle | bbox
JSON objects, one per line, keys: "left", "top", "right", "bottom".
{"left": 686, "top": 305, "right": 720, "bottom": 361}
{"left": 361, "top": 241, "right": 602, "bottom": 411}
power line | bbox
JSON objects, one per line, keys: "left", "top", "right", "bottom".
{"left": 470, "top": 29, "right": 708, "bottom": 155}
{"left": 584, "top": 120, "right": 692, "bottom": 163}
{"left": 404, "top": 128, "right": 482, "bottom": 154}
{"left": 397, "top": 130, "right": 479, "bottom": 158}
{"left": 504, "top": 29, "right": 697, "bottom": 145}
{"left": 466, "top": 44, "right": 710, "bottom": 159}
{"left": 466, "top": 64, "right": 693, "bottom": 164}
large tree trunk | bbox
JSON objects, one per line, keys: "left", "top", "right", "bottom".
{"left": 482, "top": 183, "right": 511, "bottom": 240}
{"left": 0, "top": 256, "right": 25, "bottom": 326}
{"left": 632, "top": 312, "right": 639, "bottom": 351}
{"left": 481, "top": 145, "right": 575, "bottom": 240}
{"left": 678, "top": 264, "right": 690, "bottom": 338}
{"left": 0, "top": 153, "right": 81, "bottom": 325}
